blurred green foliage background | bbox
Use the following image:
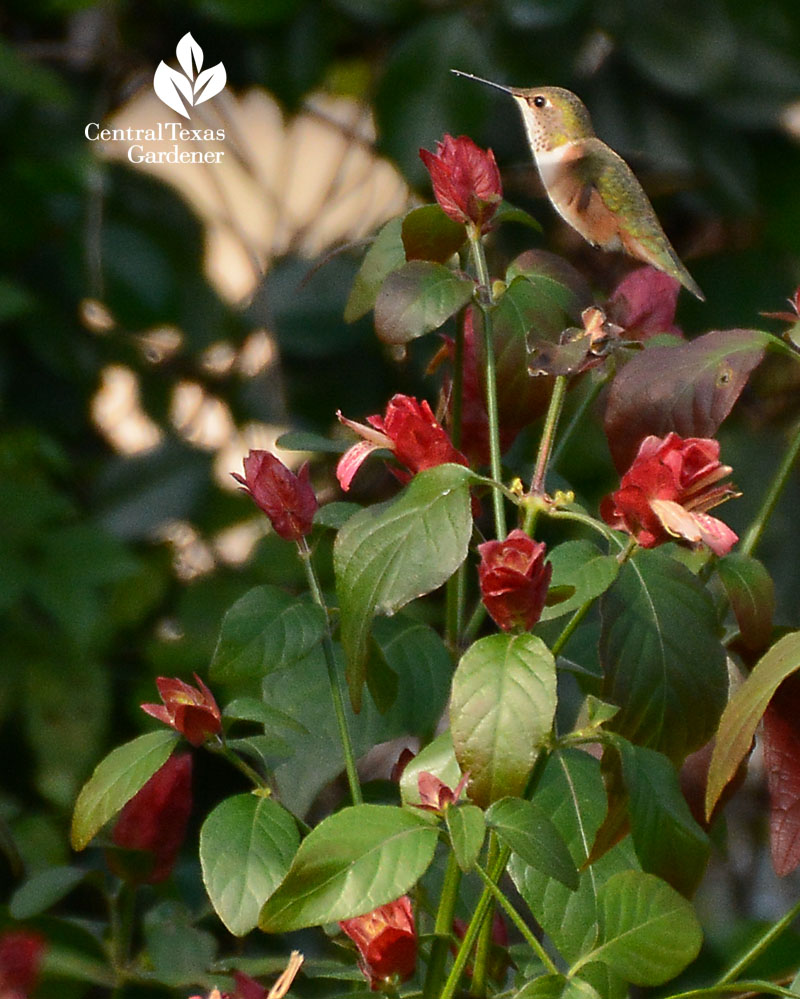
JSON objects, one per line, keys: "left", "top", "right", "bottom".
{"left": 3, "top": 0, "right": 800, "bottom": 988}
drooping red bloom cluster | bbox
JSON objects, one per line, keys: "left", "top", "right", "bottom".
{"left": 108, "top": 752, "right": 193, "bottom": 884}
{"left": 478, "top": 529, "right": 552, "bottom": 632}
{"left": 0, "top": 930, "right": 46, "bottom": 999}
{"left": 141, "top": 674, "right": 222, "bottom": 746}
{"left": 337, "top": 394, "right": 467, "bottom": 491}
{"left": 419, "top": 134, "right": 502, "bottom": 234}
{"left": 600, "top": 432, "right": 738, "bottom": 556}
{"left": 233, "top": 450, "right": 318, "bottom": 541}
{"left": 339, "top": 896, "right": 417, "bottom": 991}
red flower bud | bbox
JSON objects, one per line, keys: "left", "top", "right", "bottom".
{"left": 478, "top": 530, "right": 552, "bottom": 632}
{"left": 339, "top": 897, "right": 417, "bottom": 991}
{"left": 337, "top": 394, "right": 467, "bottom": 491}
{"left": 415, "top": 770, "right": 469, "bottom": 812}
{"left": 232, "top": 450, "right": 318, "bottom": 541}
{"left": 141, "top": 673, "right": 222, "bottom": 746}
{"left": 600, "top": 432, "right": 738, "bottom": 556}
{"left": 108, "top": 752, "right": 193, "bottom": 884}
{"left": 0, "top": 930, "right": 46, "bottom": 998}
{"left": 419, "top": 134, "right": 502, "bottom": 234}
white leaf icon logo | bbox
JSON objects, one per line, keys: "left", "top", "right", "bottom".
{"left": 176, "top": 32, "right": 203, "bottom": 79}
{"left": 153, "top": 33, "right": 226, "bottom": 118}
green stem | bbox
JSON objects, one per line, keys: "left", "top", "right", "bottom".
{"left": 440, "top": 847, "right": 507, "bottom": 999}
{"left": 422, "top": 850, "right": 463, "bottom": 999}
{"left": 470, "top": 834, "right": 499, "bottom": 997}
{"left": 545, "top": 507, "right": 625, "bottom": 548}
{"left": 440, "top": 749, "right": 553, "bottom": 999}
{"left": 551, "top": 601, "right": 593, "bottom": 659}
{"left": 109, "top": 882, "right": 136, "bottom": 982}
{"left": 531, "top": 375, "right": 569, "bottom": 495}
{"left": 298, "top": 538, "right": 362, "bottom": 805}
{"left": 444, "top": 314, "right": 468, "bottom": 654}
{"left": 451, "top": 310, "right": 465, "bottom": 451}
{"left": 211, "top": 737, "right": 270, "bottom": 790}
{"left": 473, "top": 862, "right": 558, "bottom": 975}
{"left": 468, "top": 226, "right": 506, "bottom": 539}
{"left": 716, "top": 896, "right": 800, "bottom": 985}
{"left": 445, "top": 562, "right": 467, "bottom": 656}
{"left": 740, "top": 417, "right": 800, "bottom": 557}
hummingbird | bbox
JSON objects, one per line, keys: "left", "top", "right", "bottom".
{"left": 452, "top": 70, "right": 704, "bottom": 301}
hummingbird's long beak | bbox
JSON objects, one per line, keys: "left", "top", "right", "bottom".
{"left": 450, "top": 69, "right": 514, "bottom": 95}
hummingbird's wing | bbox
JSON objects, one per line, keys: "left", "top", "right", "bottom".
{"left": 572, "top": 138, "right": 704, "bottom": 300}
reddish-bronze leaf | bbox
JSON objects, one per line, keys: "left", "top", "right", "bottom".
{"left": 604, "top": 329, "right": 768, "bottom": 472}
{"left": 401, "top": 204, "right": 466, "bottom": 264}
{"left": 764, "top": 673, "right": 800, "bottom": 876}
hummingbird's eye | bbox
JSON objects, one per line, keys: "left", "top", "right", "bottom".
{"left": 532, "top": 95, "right": 547, "bottom": 108}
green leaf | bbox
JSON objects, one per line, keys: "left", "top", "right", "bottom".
{"left": 706, "top": 631, "right": 800, "bottom": 819}
{"left": 10, "top": 865, "right": 87, "bottom": 919}
{"left": 71, "top": 730, "right": 179, "bottom": 850}
{"left": 200, "top": 793, "right": 299, "bottom": 936}
{"left": 604, "top": 328, "right": 768, "bottom": 472}
{"left": 401, "top": 204, "right": 466, "bottom": 263}
{"left": 450, "top": 633, "right": 556, "bottom": 807}
{"left": 259, "top": 804, "right": 438, "bottom": 930}
{"left": 446, "top": 804, "right": 486, "bottom": 871}
{"left": 335, "top": 464, "right": 473, "bottom": 710}
{"left": 371, "top": 615, "right": 452, "bottom": 736}
{"left": 143, "top": 900, "right": 217, "bottom": 986}
{"left": 314, "top": 502, "right": 362, "bottom": 530}
{"left": 276, "top": 430, "right": 347, "bottom": 454}
{"left": 716, "top": 553, "right": 775, "bottom": 651}
{"left": 509, "top": 750, "right": 638, "bottom": 999}
{"left": 574, "top": 871, "right": 703, "bottom": 985}
{"left": 486, "top": 797, "right": 578, "bottom": 890}
{"left": 265, "top": 631, "right": 452, "bottom": 817}
{"left": 515, "top": 975, "right": 601, "bottom": 999}
{"left": 492, "top": 200, "right": 543, "bottom": 232}
{"left": 613, "top": 738, "right": 710, "bottom": 896}
{"left": 600, "top": 549, "right": 727, "bottom": 762}
{"left": 344, "top": 217, "right": 406, "bottom": 323}
{"left": 223, "top": 697, "right": 308, "bottom": 735}
{"left": 209, "top": 585, "right": 327, "bottom": 684}
{"left": 399, "top": 730, "right": 461, "bottom": 808}
{"left": 484, "top": 258, "right": 590, "bottom": 434}
{"left": 540, "top": 541, "right": 619, "bottom": 622}
{"left": 374, "top": 260, "right": 474, "bottom": 345}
